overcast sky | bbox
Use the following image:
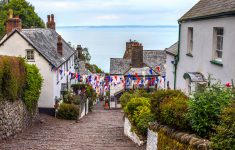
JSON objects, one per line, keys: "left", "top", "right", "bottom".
{"left": 27, "top": 0, "right": 199, "bottom": 26}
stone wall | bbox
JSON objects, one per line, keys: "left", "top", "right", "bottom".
{"left": 147, "top": 122, "right": 210, "bottom": 150}
{"left": 0, "top": 100, "right": 38, "bottom": 141}
{"left": 124, "top": 117, "right": 145, "bottom": 146}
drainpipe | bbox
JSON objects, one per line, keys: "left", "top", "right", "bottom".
{"left": 174, "top": 23, "right": 181, "bottom": 90}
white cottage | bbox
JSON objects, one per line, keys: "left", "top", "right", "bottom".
{"left": 0, "top": 14, "right": 76, "bottom": 113}
{"left": 110, "top": 40, "right": 166, "bottom": 108}
{"left": 173, "top": 0, "right": 235, "bottom": 94}
{"left": 165, "top": 42, "right": 178, "bottom": 90}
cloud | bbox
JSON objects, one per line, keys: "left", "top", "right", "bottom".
{"left": 27, "top": 0, "right": 200, "bottom": 26}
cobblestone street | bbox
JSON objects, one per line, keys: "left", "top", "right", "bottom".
{"left": 0, "top": 102, "right": 146, "bottom": 150}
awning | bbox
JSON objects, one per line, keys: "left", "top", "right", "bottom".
{"left": 183, "top": 72, "right": 206, "bottom": 82}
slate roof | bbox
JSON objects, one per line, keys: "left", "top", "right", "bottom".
{"left": 179, "top": 0, "right": 235, "bottom": 22}
{"left": 0, "top": 29, "right": 75, "bottom": 68}
{"left": 110, "top": 50, "right": 166, "bottom": 75}
{"left": 110, "top": 58, "right": 131, "bottom": 75}
{"left": 21, "top": 29, "right": 75, "bottom": 68}
{"left": 143, "top": 50, "right": 166, "bottom": 75}
{"left": 165, "top": 42, "right": 178, "bottom": 56}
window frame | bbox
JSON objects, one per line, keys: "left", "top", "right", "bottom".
{"left": 26, "top": 49, "right": 35, "bottom": 61}
{"left": 213, "top": 27, "right": 224, "bottom": 62}
{"left": 187, "top": 27, "right": 194, "bottom": 55}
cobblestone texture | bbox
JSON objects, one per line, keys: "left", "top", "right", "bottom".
{"left": 0, "top": 102, "right": 146, "bottom": 150}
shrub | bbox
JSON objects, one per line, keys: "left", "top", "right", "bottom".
{"left": 22, "top": 63, "right": 43, "bottom": 113}
{"left": 124, "top": 97, "right": 150, "bottom": 117}
{"left": 133, "top": 90, "right": 152, "bottom": 98}
{"left": 124, "top": 97, "right": 154, "bottom": 136}
{"left": 211, "top": 101, "right": 235, "bottom": 149}
{"left": 120, "top": 90, "right": 151, "bottom": 109}
{"left": 57, "top": 103, "right": 80, "bottom": 120}
{"left": 64, "top": 93, "right": 80, "bottom": 105}
{"left": 133, "top": 106, "right": 155, "bottom": 136}
{"left": 88, "top": 99, "right": 93, "bottom": 112}
{"left": 151, "top": 90, "right": 185, "bottom": 116}
{"left": 120, "top": 92, "right": 132, "bottom": 108}
{"left": 158, "top": 95, "right": 190, "bottom": 130}
{"left": 187, "top": 83, "right": 233, "bottom": 138}
{"left": 151, "top": 90, "right": 186, "bottom": 120}
{"left": 86, "top": 84, "right": 97, "bottom": 100}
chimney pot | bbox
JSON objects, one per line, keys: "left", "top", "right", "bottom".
{"left": 8, "top": 9, "right": 13, "bottom": 19}
{"left": 46, "top": 15, "right": 51, "bottom": 29}
{"left": 6, "top": 9, "right": 22, "bottom": 35}
{"left": 51, "top": 14, "right": 54, "bottom": 21}
{"left": 49, "top": 14, "right": 56, "bottom": 30}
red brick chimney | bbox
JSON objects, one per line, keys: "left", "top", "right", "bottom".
{"left": 46, "top": 14, "right": 56, "bottom": 30}
{"left": 131, "top": 42, "right": 144, "bottom": 68}
{"left": 6, "top": 9, "right": 22, "bottom": 35}
{"left": 57, "top": 35, "right": 63, "bottom": 55}
{"left": 46, "top": 15, "right": 51, "bottom": 29}
{"left": 51, "top": 14, "right": 56, "bottom": 30}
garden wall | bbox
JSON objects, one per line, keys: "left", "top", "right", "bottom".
{"left": 124, "top": 117, "right": 145, "bottom": 146}
{"left": 79, "top": 99, "right": 89, "bottom": 119}
{"left": 0, "top": 100, "right": 38, "bottom": 141}
{"left": 146, "top": 122, "right": 210, "bottom": 150}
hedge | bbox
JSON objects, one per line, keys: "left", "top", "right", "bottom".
{"left": 56, "top": 103, "right": 80, "bottom": 120}
{"left": 0, "top": 56, "right": 42, "bottom": 114}
{"left": 22, "top": 63, "right": 43, "bottom": 113}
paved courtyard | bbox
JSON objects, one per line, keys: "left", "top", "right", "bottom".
{"left": 0, "top": 102, "right": 146, "bottom": 150}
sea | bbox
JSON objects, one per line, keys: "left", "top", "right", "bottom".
{"left": 57, "top": 26, "right": 179, "bottom": 73}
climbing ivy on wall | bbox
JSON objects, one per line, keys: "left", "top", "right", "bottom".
{"left": 0, "top": 56, "right": 26, "bottom": 101}
{"left": 22, "top": 63, "right": 43, "bottom": 113}
{"left": 0, "top": 56, "right": 42, "bottom": 114}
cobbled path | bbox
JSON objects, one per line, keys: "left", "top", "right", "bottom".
{"left": 0, "top": 102, "right": 146, "bottom": 150}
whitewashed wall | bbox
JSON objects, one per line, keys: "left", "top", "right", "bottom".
{"left": 0, "top": 33, "right": 54, "bottom": 108}
{"left": 177, "top": 16, "right": 235, "bottom": 92}
{"left": 146, "top": 129, "right": 158, "bottom": 150}
{"left": 110, "top": 75, "right": 124, "bottom": 96}
{"left": 0, "top": 32, "right": 76, "bottom": 108}
{"left": 166, "top": 54, "right": 175, "bottom": 90}
{"left": 124, "top": 117, "right": 144, "bottom": 146}
{"left": 52, "top": 55, "right": 75, "bottom": 107}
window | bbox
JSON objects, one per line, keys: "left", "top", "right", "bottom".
{"left": 187, "top": 27, "right": 193, "bottom": 54}
{"left": 213, "top": 28, "right": 224, "bottom": 61}
{"left": 26, "top": 50, "right": 34, "bottom": 61}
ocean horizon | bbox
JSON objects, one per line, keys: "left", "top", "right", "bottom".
{"left": 56, "top": 25, "right": 179, "bottom": 73}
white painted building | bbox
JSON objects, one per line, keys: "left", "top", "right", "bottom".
{"left": 110, "top": 40, "right": 166, "bottom": 108}
{"left": 165, "top": 42, "right": 178, "bottom": 90}
{"left": 0, "top": 14, "right": 76, "bottom": 112}
{"left": 173, "top": 0, "right": 235, "bottom": 94}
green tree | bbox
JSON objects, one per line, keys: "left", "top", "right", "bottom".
{"left": 0, "top": 0, "right": 45, "bottom": 38}
{"left": 81, "top": 48, "right": 91, "bottom": 63}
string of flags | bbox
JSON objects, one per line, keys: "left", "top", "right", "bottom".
{"left": 50, "top": 64, "right": 167, "bottom": 94}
